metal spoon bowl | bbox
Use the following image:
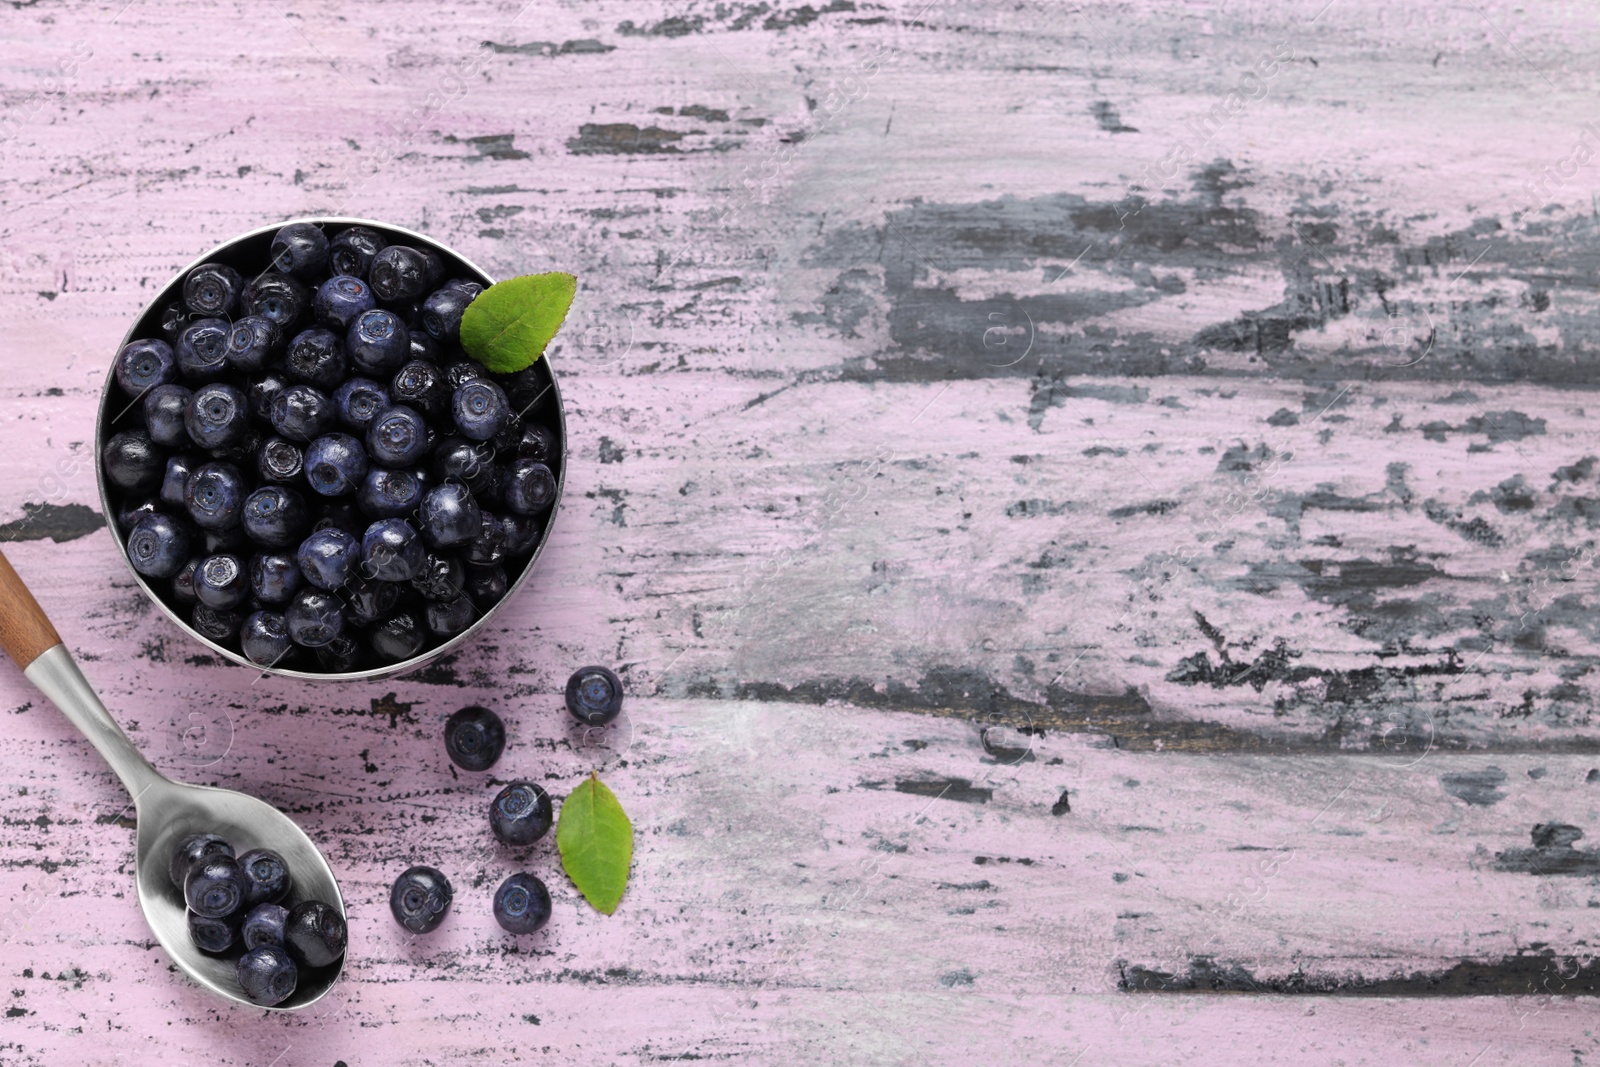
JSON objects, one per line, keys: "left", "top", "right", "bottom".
{"left": 0, "top": 549, "right": 344, "bottom": 1010}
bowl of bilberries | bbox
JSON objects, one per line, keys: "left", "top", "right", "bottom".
{"left": 96, "top": 219, "right": 574, "bottom": 679}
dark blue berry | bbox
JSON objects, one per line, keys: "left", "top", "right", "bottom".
{"left": 431, "top": 437, "right": 496, "bottom": 494}
{"left": 248, "top": 371, "right": 290, "bottom": 423}
{"left": 391, "top": 359, "right": 449, "bottom": 418}
{"left": 297, "top": 527, "right": 360, "bottom": 590}
{"left": 425, "top": 595, "right": 476, "bottom": 638}
{"left": 343, "top": 574, "right": 400, "bottom": 624}
{"left": 369, "top": 245, "right": 430, "bottom": 303}
{"left": 420, "top": 284, "right": 478, "bottom": 344}
{"left": 169, "top": 832, "right": 233, "bottom": 890}
{"left": 195, "top": 553, "right": 248, "bottom": 610}
{"left": 286, "top": 327, "right": 348, "bottom": 392}
{"left": 191, "top": 603, "right": 244, "bottom": 642}
{"left": 502, "top": 459, "right": 556, "bottom": 516}
{"left": 465, "top": 564, "right": 509, "bottom": 609}
{"left": 183, "top": 461, "right": 247, "bottom": 530}
{"left": 303, "top": 433, "right": 369, "bottom": 497}
{"left": 126, "top": 512, "right": 192, "bottom": 580}
{"left": 144, "top": 383, "right": 194, "bottom": 448}
{"left": 348, "top": 309, "right": 411, "bottom": 375}
{"left": 515, "top": 423, "right": 557, "bottom": 463}
{"left": 283, "top": 900, "right": 346, "bottom": 968}
{"left": 184, "top": 262, "right": 243, "bottom": 318}
{"left": 172, "top": 557, "right": 202, "bottom": 604}
{"left": 241, "top": 485, "right": 309, "bottom": 547}
{"left": 329, "top": 225, "right": 386, "bottom": 279}
{"left": 249, "top": 552, "right": 304, "bottom": 605}
{"left": 285, "top": 589, "right": 347, "bottom": 648}
{"left": 444, "top": 705, "right": 504, "bottom": 772}
{"left": 160, "top": 454, "right": 197, "bottom": 509}
{"left": 452, "top": 379, "right": 508, "bottom": 442}
{"left": 461, "top": 508, "right": 507, "bottom": 567}
{"left": 566, "top": 665, "right": 624, "bottom": 726}
{"left": 358, "top": 466, "right": 425, "bottom": 519}
{"left": 410, "top": 552, "right": 465, "bottom": 602}
{"left": 102, "top": 430, "right": 165, "bottom": 494}
{"left": 366, "top": 404, "right": 428, "bottom": 467}
{"left": 418, "top": 482, "right": 481, "bottom": 547}
{"left": 241, "top": 272, "right": 309, "bottom": 331}
{"left": 189, "top": 909, "right": 240, "bottom": 954}
{"left": 184, "top": 382, "right": 250, "bottom": 450}
{"left": 238, "top": 848, "right": 291, "bottom": 905}
{"left": 390, "top": 865, "right": 453, "bottom": 934}
{"left": 117, "top": 497, "right": 161, "bottom": 533}
{"left": 443, "top": 360, "right": 486, "bottom": 391}
{"left": 158, "top": 302, "right": 190, "bottom": 345}
{"left": 409, "top": 332, "right": 442, "bottom": 364}
{"left": 185, "top": 853, "right": 248, "bottom": 918}
{"left": 270, "top": 222, "right": 330, "bottom": 279}
{"left": 316, "top": 634, "right": 363, "bottom": 673}
{"left": 242, "top": 903, "right": 289, "bottom": 950}
{"left": 236, "top": 944, "right": 298, "bottom": 1006}
{"left": 361, "top": 518, "right": 424, "bottom": 581}
{"left": 370, "top": 610, "right": 426, "bottom": 661}
{"left": 270, "top": 384, "right": 334, "bottom": 443}
{"left": 175, "top": 318, "right": 232, "bottom": 381}
{"left": 240, "top": 610, "right": 293, "bottom": 667}
{"left": 492, "top": 872, "right": 551, "bottom": 934}
{"left": 226, "top": 315, "right": 279, "bottom": 372}
{"left": 490, "top": 781, "right": 552, "bottom": 846}
{"left": 333, "top": 376, "right": 390, "bottom": 431}
{"left": 500, "top": 512, "right": 541, "bottom": 556}
{"left": 257, "top": 436, "right": 305, "bottom": 485}
{"left": 314, "top": 274, "right": 376, "bottom": 332}
{"left": 115, "top": 338, "right": 177, "bottom": 397}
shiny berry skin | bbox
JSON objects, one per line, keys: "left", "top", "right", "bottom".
{"left": 144, "top": 383, "right": 194, "bottom": 448}
{"left": 185, "top": 854, "right": 248, "bottom": 918}
{"left": 184, "top": 382, "right": 250, "bottom": 450}
{"left": 316, "top": 634, "right": 363, "bottom": 673}
{"left": 366, "top": 404, "right": 428, "bottom": 467}
{"left": 171, "top": 558, "right": 202, "bottom": 604}
{"left": 343, "top": 574, "right": 400, "bottom": 624}
{"left": 114, "top": 338, "right": 177, "bottom": 396}
{"left": 390, "top": 865, "right": 453, "bottom": 934}
{"left": 269, "top": 384, "right": 334, "bottom": 443}
{"left": 270, "top": 221, "right": 330, "bottom": 279}
{"left": 465, "top": 564, "right": 508, "bottom": 609}
{"left": 314, "top": 274, "right": 376, "bottom": 332}
{"left": 502, "top": 459, "right": 557, "bottom": 516}
{"left": 515, "top": 423, "right": 557, "bottom": 463}
{"left": 117, "top": 497, "right": 161, "bottom": 533}
{"left": 191, "top": 603, "right": 243, "bottom": 642}
{"left": 452, "top": 379, "right": 509, "bottom": 441}
{"left": 248, "top": 371, "right": 290, "bottom": 423}
{"left": 242, "top": 903, "right": 289, "bottom": 950}
{"left": 333, "top": 377, "right": 390, "bottom": 431}
{"left": 286, "top": 327, "right": 348, "bottom": 392}
{"left": 425, "top": 594, "right": 476, "bottom": 637}
{"left": 431, "top": 437, "right": 496, "bottom": 495}
{"left": 348, "top": 308, "right": 411, "bottom": 375}
{"left": 461, "top": 508, "right": 507, "bottom": 567}
{"left": 369, "top": 245, "right": 430, "bottom": 303}
{"left": 370, "top": 610, "right": 427, "bottom": 662}
{"left": 226, "top": 315, "right": 278, "bottom": 372}
{"left": 241, "top": 485, "right": 309, "bottom": 547}
{"left": 418, "top": 482, "right": 481, "bottom": 547}
{"left": 490, "top": 781, "right": 552, "bottom": 846}
{"left": 188, "top": 910, "right": 240, "bottom": 955}
{"left": 500, "top": 512, "right": 541, "bottom": 556}
{"left": 158, "top": 301, "right": 189, "bottom": 344}
{"left": 102, "top": 430, "right": 165, "bottom": 494}
{"left": 194, "top": 553, "right": 248, "bottom": 609}
{"left": 296, "top": 527, "right": 360, "bottom": 590}
{"left": 240, "top": 610, "right": 293, "bottom": 666}
{"left": 303, "top": 433, "right": 369, "bottom": 497}
{"left": 492, "top": 873, "right": 551, "bottom": 935}
{"left": 124, "top": 512, "right": 191, "bottom": 580}
{"left": 359, "top": 466, "right": 425, "bottom": 519}
{"left": 236, "top": 944, "right": 298, "bottom": 1007}
{"left": 420, "top": 284, "right": 478, "bottom": 344}
{"left": 169, "top": 832, "right": 233, "bottom": 890}
{"left": 391, "top": 359, "right": 449, "bottom": 418}
{"left": 283, "top": 899, "right": 346, "bottom": 968}
{"left": 408, "top": 332, "right": 441, "bottom": 364}
{"left": 444, "top": 705, "right": 504, "bottom": 771}
{"left": 175, "top": 317, "right": 232, "bottom": 381}
{"left": 160, "top": 454, "right": 196, "bottom": 509}
{"left": 566, "top": 665, "right": 624, "bottom": 726}
{"left": 329, "top": 225, "right": 386, "bottom": 278}
{"left": 249, "top": 552, "right": 304, "bottom": 605}
{"left": 241, "top": 272, "right": 309, "bottom": 331}
{"left": 285, "top": 589, "right": 347, "bottom": 648}
{"left": 183, "top": 262, "right": 243, "bottom": 318}
{"left": 237, "top": 848, "right": 291, "bottom": 906}
{"left": 443, "top": 359, "right": 486, "bottom": 390}
{"left": 361, "top": 518, "right": 424, "bottom": 581}
{"left": 256, "top": 436, "right": 305, "bottom": 484}
{"left": 410, "top": 552, "right": 465, "bottom": 602}
{"left": 183, "top": 461, "right": 247, "bottom": 530}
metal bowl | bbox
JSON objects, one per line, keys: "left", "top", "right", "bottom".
{"left": 94, "top": 218, "right": 566, "bottom": 681}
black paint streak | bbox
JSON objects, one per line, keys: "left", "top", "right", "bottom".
{"left": 567, "top": 123, "right": 688, "bottom": 155}
{"left": 1495, "top": 823, "right": 1600, "bottom": 875}
{"left": 0, "top": 502, "right": 105, "bottom": 543}
{"left": 1439, "top": 767, "right": 1507, "bottom": 806}
{"left": 1120, "top": 954, "right": 1600, "bottom": 995}
{"left": 1051, "top": 790, "right": 1071, "bottom": 815}
{"left": 482, "top": 38, "right": 615, "bottom": 55}
{"left": 444, "top": 133, "right": 530, "bottom": 160}
{"left": 889, "top": 777, "right": 992, "bottom": 804}
{"left": 1090, "top": 101, "right": 1138, "bottom": 133}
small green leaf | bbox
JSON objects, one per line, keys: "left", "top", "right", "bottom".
{"left": 459, "top": 271, "right": 577, "bottom": 373}
{"left": 556, "top": 773, "right": 633, "bottom": 915}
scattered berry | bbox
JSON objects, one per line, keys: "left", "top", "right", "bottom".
{"left": 489, "top": 781, "right": 551, "bottom": 846}
{"left": 492, "top": 873, "right": 552, "bottom": 935}
{"left": 390, "top": 865, "right": 453, "bottom": 934}
{"left": 443, "top": 705, "right": 504, "bottom": 771}
{"left": 566, "top": 665, "right": 624, "bottom": 726}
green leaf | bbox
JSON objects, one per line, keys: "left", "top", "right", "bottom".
{"left": 556, "top": 773, "right": 634, "bottom": 915}
{"left": 458, "top": 271, "right": 577, "bottom": 373}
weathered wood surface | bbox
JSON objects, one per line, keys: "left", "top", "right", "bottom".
{"left": 4, "top": 0, "right": 1600, "bottom": 1062}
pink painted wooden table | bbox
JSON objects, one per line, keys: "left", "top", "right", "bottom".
{"left": 4, "top": 0, "right": 1600, "bottom": 1063}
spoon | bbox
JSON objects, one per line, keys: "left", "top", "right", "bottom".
{"left": 0, "top": 547, "right": 345, "bottom": 1009}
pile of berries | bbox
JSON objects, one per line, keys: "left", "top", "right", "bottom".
{"left": 100, "top": 222, "right": 561, "bottom": 673}
{"left": 170, "top": 832, "right": 345, "bottom": 1006}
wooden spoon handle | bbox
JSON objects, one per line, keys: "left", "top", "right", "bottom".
{"left": 0, "top": 547, "right": 64, "bottom": 669}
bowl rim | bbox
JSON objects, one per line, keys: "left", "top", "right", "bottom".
{"left": 94, "top": 216, "right": 567, "bottom": 682}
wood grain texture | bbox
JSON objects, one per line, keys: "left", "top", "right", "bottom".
{"left": 2, "top": 0, "right": 1600, "bottom": 1062}
{"left": 0, "top": 548, "right": 64, "bottom": 669}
